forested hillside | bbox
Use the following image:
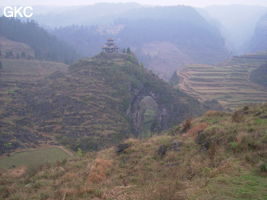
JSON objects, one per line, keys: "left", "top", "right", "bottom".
{"left": 250, "top": 63, "right": 267, "bottom": 87}
{"left": 248, "top": 13, "right": 267, "bottom": 53}
{"left": 0, "top": 17, "right": 78, "bottom": 63}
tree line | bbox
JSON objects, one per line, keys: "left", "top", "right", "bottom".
{"left": 0, "top": 17, "right": 79, "bottom": 64}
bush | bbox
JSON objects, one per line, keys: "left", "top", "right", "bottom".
{"left": 187, "top": 123, "right": 208, "bottom": 136}
{"left": 229, "top": 141, "right": 239, "bottom": 152}
{"left": 205, "top": 110, "right": 223, "bottom": 117}
{"left": 259, "top": 162, "right": 267, "bottom": 173}
{"left": 87, "top": 159, "right": 112, "bottom": 184}
{"left": 181, "top": 119, "right": 192, "bottom": 133}
{"left": 232, "top": 111, "right": 244, "bottom": 123}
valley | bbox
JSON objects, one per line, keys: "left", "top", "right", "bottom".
{"left": 0, "top": 2, "right": 267, "bottom": 200}
{"left": 51, "top": 5, "right": 229, "bottom": 80}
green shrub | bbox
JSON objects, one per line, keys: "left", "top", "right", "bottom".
{"left": 259, "top": 162, "right": 267, "bottom": 173}
{"left": 229, "top": 142, "right": 239, "bottom": 152}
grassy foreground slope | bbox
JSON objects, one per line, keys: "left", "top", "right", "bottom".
{"left": 177, "top": 52, "right": 267, "bottom": 109}
{"left": 1, "top": 103, "right": 266, "bottom": 200}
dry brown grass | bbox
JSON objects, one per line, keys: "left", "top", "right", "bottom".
{"left": 87, "top": 158, "right": 112, "bottom": 184}
{"left": 236, "top": 132, "right": 249, "bottom": 144}
{"left": 6, "top": 166, "right": 27, "bottom": 177}
{"left": 1, "top": 104, "right": 267, "bottom": 200}
{"left": 210, "top": 160, "right": 234, "bottom": 177}
{"left": 143, "top": 181, "right": 186, "bottom": 200}
{"left": 186, "top": 122, "right": 208, "bottom": 137}
{"left": 232, "top": 111, "right": 244, "bottom": 123}
{"left": 204, "top": 110, "right": 223, "bottom": 117}
{"left": 61, "top": 172, "right": 79, "bottom": 182}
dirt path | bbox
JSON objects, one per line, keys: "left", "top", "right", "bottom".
{"left": 57, "top": 146, "right": 74, "bottom": 157}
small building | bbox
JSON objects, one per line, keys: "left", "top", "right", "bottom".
{"left": 102, "top": 38, "right": 119, "bottom": 54}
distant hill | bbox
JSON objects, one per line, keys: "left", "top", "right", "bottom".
{"left": 115, "top": 6, "right": 228, "bottom": 79}
{"left": 248, "top": 13, "right": 267, "bottom": 53}
{"left": 250, "top": 63, "right": 267, "bottom": 87}
{"left": 51, "top": 5, "right": 229, "bottom": 80}
{"left": 0, "top": 17, "right": 78, "bottom": 64}
{"left": 0, "top": 53, "right": 208, "bottom": 154}
{"left": 175, "top": 52, "right": 267, "bottom": 109}
{"left": 34, "top": 3, "right": 141, "bottom": 27}
{"left": 202, "top": 5, "right": 267, "bottom": 54}
{"left": 52, "top": 25, "right": 106, "bottom": 57}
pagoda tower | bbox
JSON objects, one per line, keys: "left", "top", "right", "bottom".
{"left": 102, "top": 38, "right": 119, "bottom": 54}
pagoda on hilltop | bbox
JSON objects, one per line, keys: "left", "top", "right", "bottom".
{"left": 102, "top": 38, "right": 119, "bottom": 54}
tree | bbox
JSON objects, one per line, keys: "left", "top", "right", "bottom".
{"left": 126, "top": 47, "right": 131, "bottom": 54}
{"left": 21, "top": 52, "right": 26, "bottom": 58}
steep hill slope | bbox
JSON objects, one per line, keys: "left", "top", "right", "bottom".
{"left": 248, "top": 13, "right": 267, "bottom": 53}
{"left": 202, "top": 5, "right": 267, "bottom": 53}
{"left": 0, "top": 59, "right": 68, "bottom": 154}
{"left": 1, "top": 103, "right": 266, "bottom": 200}
{"left": 176, "top": 52, "right": 267, "bottom": 109}
{"left": 250, "top": 63, "right": 267, "bottom": 87}
{"left": 0, "top": 53, "right": 206, "bottom": 154}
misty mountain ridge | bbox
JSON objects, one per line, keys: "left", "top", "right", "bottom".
{"left": 202, "top": 4, "right": 267, "bottom": 54}
{"left": 248, "top": 12, "right": 267, "bottom": 53}
{"left": 33, "top": 3, "right": 141, "bottom": 27}
{"left": 50, "top": 4, "right": 229, "bottom": 80}
{"left": 1, "top": 3, "right": 267, "bottom": 200}
{"left": 0, "top": 17, "right": 79, "bottom": 63}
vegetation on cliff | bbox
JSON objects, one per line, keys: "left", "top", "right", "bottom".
{"left": 0, "top": 53, "right": 205, "bottom": 154}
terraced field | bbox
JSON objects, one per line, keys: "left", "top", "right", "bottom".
{"left": 0, "top": 146, "right": 70, "bottom": 169}
{"left": 0, "top": 59, "right": 68, "bottom": 153}
{"left": 177, "top": 53, "right": 267, "bottom": 109}
{"left": 1, "top": 54, "right": 204, "bottom": 154}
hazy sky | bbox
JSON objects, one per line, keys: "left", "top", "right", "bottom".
{"left": 1, "top": 0, "right": 267, "bottom": 7}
